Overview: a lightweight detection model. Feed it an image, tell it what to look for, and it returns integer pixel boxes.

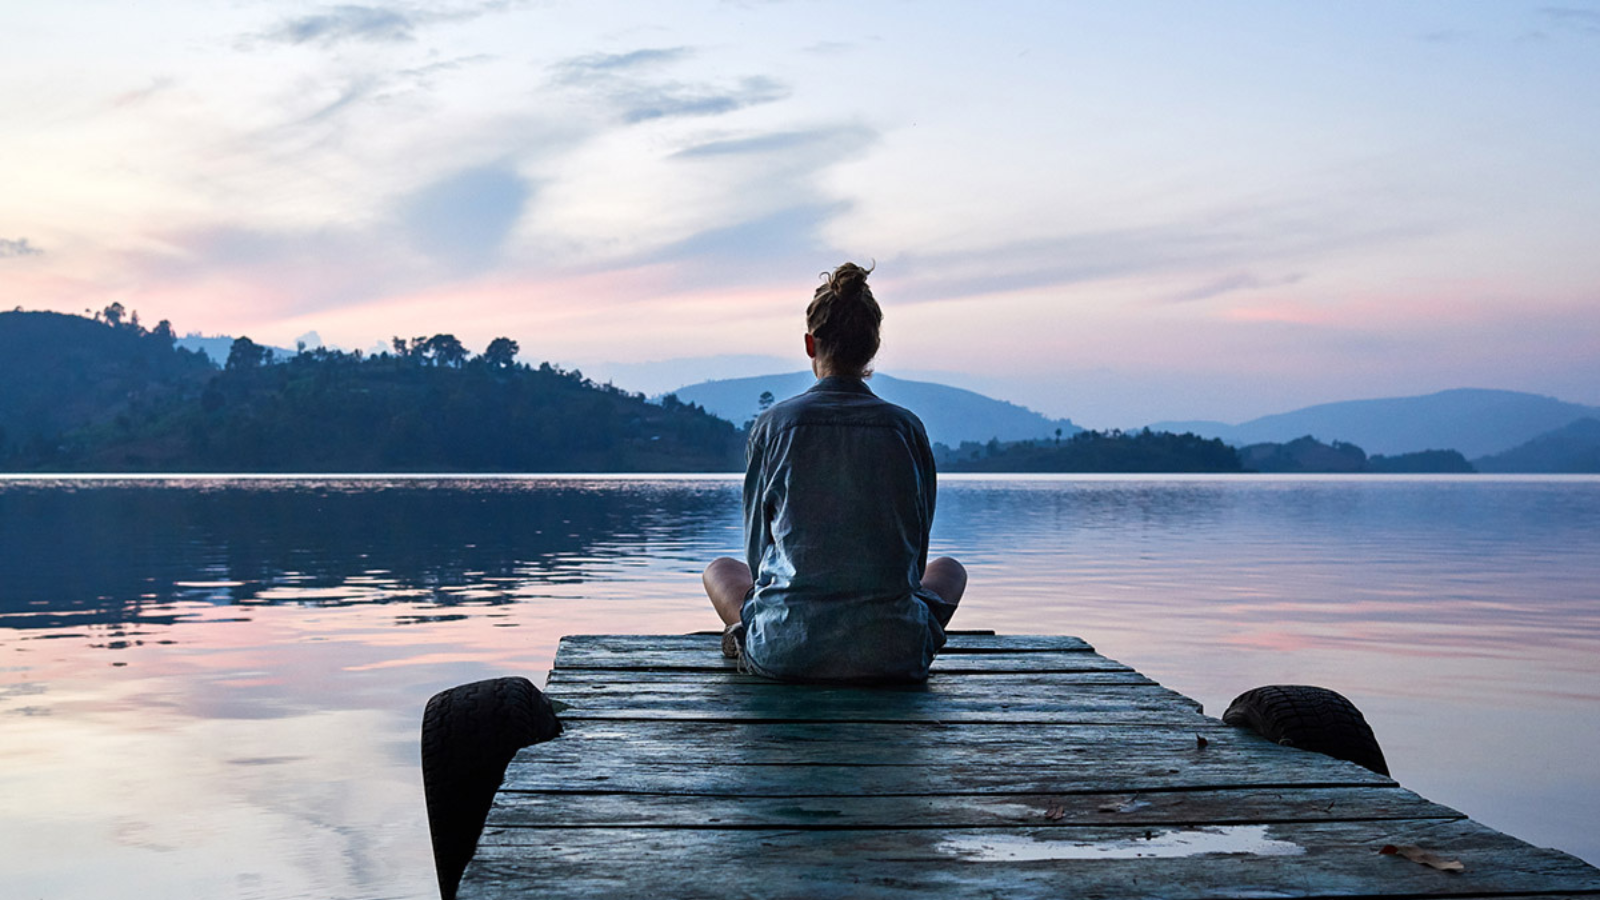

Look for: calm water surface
[2,474,1597,898]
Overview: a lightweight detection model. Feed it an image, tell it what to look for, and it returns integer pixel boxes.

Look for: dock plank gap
[455,633,1600,899]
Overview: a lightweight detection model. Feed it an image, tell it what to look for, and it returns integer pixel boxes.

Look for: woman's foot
[721,622,746,659]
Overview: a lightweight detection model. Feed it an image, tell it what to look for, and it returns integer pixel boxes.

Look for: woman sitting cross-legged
[702,262,967,682]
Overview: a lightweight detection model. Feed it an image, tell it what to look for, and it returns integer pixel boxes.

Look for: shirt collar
[808,374,875,395]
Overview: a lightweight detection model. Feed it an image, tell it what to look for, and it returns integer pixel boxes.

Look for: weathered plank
[515,718,1246,759]
[485,785,1458,830]
[499,755,1390,796]
[552,680,1206,724]
[550,677,1187,703]
[557,633,1094,654]
[552,633,1106,674]
[550,643,1126,672]
[499,719,1395,794]
[461,817,1600,900]
[547,668,1156,686]
[549,652,1139,675]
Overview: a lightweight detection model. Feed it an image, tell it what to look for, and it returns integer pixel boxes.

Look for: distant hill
[1475,418,1600,473]
[668,372,1082,447]
[1,309,742,472]
[177,334,293,366]
[1239,437,1367,473]
[1238,436,1474,474]
[0,310,214,457]
[945,429,1241,473]
[1149,388,1600,458]
[579,354,792,397]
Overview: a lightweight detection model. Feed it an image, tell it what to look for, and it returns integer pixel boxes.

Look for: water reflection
[936,477,1600,688]
[0,477,740,629]
[1,475,1597,898]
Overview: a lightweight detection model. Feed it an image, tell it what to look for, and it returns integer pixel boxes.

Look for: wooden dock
[458,633,1600,899]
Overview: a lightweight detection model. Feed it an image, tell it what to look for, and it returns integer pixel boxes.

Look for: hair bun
[824,261,873,300]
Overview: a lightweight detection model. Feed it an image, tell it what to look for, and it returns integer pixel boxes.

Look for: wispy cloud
[552,47,692,82]
[125,162,535,320]
[672,125,872,159]
[887,201,1433,306]
[615,77,787,123]
[400,54,496,82]
[269,6,417,46]
[646,202,847,269]
[550,46,788,123]
[0,238,42,258]
[400,163,534,274]
[1540,6,1600,36]
[259,2,521,48]
[1162,272,1306,305]
[290,77,382,128]
[624,125,876,273]
[109,77,176,109]
[802,40,855,56]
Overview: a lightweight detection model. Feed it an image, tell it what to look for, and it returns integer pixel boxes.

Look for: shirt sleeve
[743,422,768,577]
[914,420,936,577]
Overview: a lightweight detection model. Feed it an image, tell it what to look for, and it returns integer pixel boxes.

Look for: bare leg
[703,557,753,627]
[922,556,967,626]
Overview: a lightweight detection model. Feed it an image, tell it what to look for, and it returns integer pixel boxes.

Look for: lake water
[2,474,1598,898]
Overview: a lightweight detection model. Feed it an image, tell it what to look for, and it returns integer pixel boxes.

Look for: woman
[702,262,967,682]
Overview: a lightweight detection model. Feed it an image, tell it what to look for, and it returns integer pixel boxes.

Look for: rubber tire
[422,677,562,900]
[1222,684,1389,776]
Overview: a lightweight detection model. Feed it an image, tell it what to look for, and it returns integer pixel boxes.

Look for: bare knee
[703,557,750,592]
[924,556,967,605]
[703,557,753,626]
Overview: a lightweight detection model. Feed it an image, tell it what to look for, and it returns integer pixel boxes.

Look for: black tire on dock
[422,676,562,900]
[1222,684,1389,776]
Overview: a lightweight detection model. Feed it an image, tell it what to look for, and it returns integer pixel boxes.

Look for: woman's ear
[804,333,817,359]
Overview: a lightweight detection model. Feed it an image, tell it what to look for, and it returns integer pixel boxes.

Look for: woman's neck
[812,357,864,380]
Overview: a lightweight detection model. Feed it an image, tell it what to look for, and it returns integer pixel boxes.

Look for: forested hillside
[0,309,742,472]
[0,308,214,459]
[941,429,1244,473]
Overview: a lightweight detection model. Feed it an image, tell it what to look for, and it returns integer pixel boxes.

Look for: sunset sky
[4,1,1598,426]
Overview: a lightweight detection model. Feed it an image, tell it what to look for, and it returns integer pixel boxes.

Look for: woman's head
[806,261,882,377]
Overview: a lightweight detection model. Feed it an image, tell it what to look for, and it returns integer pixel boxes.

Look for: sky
[3,1,1599,427]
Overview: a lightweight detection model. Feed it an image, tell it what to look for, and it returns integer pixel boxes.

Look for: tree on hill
[481,337,519,370]
[226,337,271,370]
[423,333,467,368]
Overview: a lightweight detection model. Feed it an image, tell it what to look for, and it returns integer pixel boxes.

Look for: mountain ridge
[667,372,1082,448]
[1475,417,1600,473]
[1148,388,1600,458]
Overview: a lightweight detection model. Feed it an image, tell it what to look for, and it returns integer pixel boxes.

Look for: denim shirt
[740,375,947,681]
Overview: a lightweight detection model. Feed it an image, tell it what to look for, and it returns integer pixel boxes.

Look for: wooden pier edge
[449,633,1600,899]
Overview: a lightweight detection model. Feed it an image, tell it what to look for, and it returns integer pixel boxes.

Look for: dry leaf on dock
[1380,844,1466,872]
